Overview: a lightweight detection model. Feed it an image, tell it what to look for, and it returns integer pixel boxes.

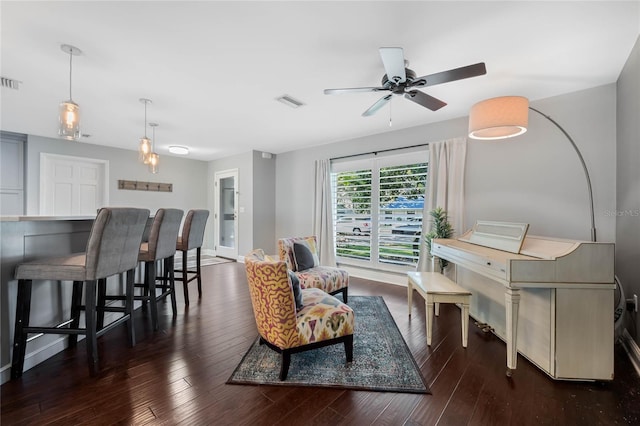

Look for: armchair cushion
[288,270,304,311]
[292,241,317,271]
[296,288,353,344]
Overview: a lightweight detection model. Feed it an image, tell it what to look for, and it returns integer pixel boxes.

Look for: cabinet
[0,132,26,215]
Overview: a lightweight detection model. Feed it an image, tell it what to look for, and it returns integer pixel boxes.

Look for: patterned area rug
[227,296,430,394]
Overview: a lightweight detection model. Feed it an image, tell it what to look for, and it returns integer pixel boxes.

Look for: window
[332,151,428,269]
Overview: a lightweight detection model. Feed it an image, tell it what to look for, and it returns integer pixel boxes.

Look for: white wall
[616,35,640,346]
[276,84,618,248]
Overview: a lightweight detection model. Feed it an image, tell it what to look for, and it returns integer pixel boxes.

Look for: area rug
[227,296,429,394]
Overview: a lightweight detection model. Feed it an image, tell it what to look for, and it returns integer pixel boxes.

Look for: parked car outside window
[336,217,372,234]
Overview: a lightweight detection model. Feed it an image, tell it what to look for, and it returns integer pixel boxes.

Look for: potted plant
[424,207,454,273]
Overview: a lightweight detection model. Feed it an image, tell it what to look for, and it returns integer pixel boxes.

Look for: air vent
[276,94,305,108]
[1,77,22,90]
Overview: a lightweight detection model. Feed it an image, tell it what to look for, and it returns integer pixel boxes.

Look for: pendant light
[148,122,160,174]
[138,98,153,163]
[58,44,82,140]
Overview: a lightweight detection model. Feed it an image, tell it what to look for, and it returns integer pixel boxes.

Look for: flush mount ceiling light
[58,44,82,141]
[168,145,189,155]
[276,94,305,108]
[148,122,160,174]
[138,98,153,163]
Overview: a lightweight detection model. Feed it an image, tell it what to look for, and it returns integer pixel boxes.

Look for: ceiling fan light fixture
[276,95,304,108]
[169,145,189,155]
[468,96,529,140]
[58,44,82,141]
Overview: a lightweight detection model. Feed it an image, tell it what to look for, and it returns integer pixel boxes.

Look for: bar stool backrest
[181,210,209,250]
[85,207,150,280]
[148,208,184,260]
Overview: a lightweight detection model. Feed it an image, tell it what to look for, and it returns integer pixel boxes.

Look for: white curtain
[313,159,337,266]
[417,137,467,271]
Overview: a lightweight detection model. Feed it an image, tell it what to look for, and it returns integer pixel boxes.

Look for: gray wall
[207,150,276,257]
[24,134,211,247]
[276,84,618,246]
[616,35,640,346]
[252,151,276,254]
[209,151,253,258]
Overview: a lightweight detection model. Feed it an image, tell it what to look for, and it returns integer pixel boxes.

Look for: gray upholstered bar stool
[98,208,183,331]
[174,209,209,305]
[11,207,149,379]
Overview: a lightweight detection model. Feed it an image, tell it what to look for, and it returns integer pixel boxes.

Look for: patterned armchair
[244,249,354,380]
[278,236,349,302]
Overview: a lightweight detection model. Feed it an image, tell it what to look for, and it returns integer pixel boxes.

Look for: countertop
[0,215,96,222]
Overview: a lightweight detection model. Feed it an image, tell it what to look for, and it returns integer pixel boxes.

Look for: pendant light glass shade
[138,98,153,163]
[58,44,82,140]
[58,100,81,140]
[148,122,159,174]
[138,136,152,163]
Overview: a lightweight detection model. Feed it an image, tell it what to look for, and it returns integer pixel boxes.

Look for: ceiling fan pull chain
[389,97,393,127]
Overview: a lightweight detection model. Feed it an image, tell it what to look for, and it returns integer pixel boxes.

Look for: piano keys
[431,221,615,381]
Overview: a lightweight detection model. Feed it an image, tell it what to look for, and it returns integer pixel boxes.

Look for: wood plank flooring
[2,262,639,425]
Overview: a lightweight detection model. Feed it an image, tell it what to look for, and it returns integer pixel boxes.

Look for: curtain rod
[329,142,429,161]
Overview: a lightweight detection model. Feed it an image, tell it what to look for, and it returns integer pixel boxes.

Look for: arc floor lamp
[467,96,596,242]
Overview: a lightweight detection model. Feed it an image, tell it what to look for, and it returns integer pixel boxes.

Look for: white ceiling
[1,1,639,161]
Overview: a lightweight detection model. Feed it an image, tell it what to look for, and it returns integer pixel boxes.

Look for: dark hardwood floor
[2,262,639,425]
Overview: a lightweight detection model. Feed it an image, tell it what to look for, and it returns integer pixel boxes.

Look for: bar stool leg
[70,280,83,347]
[146,261,159,330]
[84,280,99,376]
[11,279,32,380]
[96,278,107,330]
[182,250,190,305]
[166,255,177,316]
[196,247,202,299]
[125,269,136,347]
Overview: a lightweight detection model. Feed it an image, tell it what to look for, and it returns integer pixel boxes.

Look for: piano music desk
[407,271,472,348]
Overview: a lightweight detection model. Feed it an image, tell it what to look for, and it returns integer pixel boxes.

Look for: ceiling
[1,1,639,162]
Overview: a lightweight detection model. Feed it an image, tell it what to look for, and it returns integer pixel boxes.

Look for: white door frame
[40,153,109,215]
[214,168,239,259]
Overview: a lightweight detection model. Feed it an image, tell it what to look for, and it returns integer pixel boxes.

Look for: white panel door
[40,154,108,215]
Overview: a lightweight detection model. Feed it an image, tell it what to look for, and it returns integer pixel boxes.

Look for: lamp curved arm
[529,107,596,242]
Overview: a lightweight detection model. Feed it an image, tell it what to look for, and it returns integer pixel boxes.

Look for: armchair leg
[279,350,291,381]
[344,334,353,363]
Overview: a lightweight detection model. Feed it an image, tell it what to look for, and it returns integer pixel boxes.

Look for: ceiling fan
[324,47,486,117]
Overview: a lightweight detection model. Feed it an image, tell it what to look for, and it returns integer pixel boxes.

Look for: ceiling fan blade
[404,90,447,111]
[412,62,487,88]
[379,47,406,84]
[362,94,393,117]
[324,86,389,95]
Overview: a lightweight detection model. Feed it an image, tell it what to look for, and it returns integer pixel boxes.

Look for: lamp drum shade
[468,96,529,140]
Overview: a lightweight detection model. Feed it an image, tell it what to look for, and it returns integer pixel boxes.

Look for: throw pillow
[292,241,317,271]
[288,270,304,311]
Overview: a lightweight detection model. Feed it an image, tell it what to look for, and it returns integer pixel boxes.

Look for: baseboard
[621,328,640,377]
[339,264,407,287]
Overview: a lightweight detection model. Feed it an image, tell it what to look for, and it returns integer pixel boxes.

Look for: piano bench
[407,271,472,348]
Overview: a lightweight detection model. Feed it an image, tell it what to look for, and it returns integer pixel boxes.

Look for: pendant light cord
[68,49,73,100]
